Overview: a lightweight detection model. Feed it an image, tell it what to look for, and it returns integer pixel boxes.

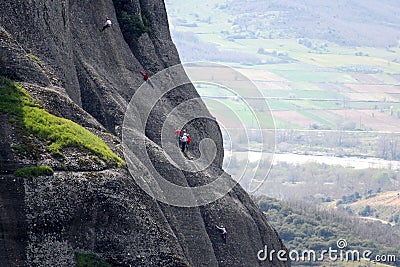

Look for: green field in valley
[166,0,400,132]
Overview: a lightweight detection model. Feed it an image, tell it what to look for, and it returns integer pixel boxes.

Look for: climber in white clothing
[216,224,227,243]
[100,17,112,32]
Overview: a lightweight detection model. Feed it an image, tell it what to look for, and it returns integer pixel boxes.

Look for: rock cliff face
[0,0,289,266]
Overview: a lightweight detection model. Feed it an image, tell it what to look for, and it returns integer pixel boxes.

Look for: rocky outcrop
[0,0,289,266]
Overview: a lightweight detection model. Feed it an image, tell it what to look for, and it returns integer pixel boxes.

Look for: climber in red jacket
[186,134,191,151]
[140,71,154,87]
[174,129,181,147]
[140,71,149,81]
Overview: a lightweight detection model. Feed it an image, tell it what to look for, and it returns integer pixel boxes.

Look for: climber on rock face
[140,71,149,81]
[180,129,186,138]
[140,71,154,87]
[216,224,227,243]
[174,129,181,147]
[186,134,191,151]
[100,16,112,32]
[181,132,188,153]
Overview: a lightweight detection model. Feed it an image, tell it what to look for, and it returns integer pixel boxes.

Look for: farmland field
[166,0,400,152]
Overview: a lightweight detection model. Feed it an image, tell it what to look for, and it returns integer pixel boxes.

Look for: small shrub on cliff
[14,166,54,178]
[76,253,111,267]
[114,0,150,41]
[118,11,147,39]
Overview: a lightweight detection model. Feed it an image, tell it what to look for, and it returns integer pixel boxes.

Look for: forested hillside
[257,196,400,266]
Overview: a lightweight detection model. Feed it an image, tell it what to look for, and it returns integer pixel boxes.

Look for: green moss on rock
[27,53,41,64]
[0,77,125,167]
[13,166,54,178]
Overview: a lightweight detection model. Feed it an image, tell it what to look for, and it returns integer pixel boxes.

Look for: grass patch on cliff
[0,77,125,167]
[76,253,111,267]
[13,166,54,178]
[27,53,41,64]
